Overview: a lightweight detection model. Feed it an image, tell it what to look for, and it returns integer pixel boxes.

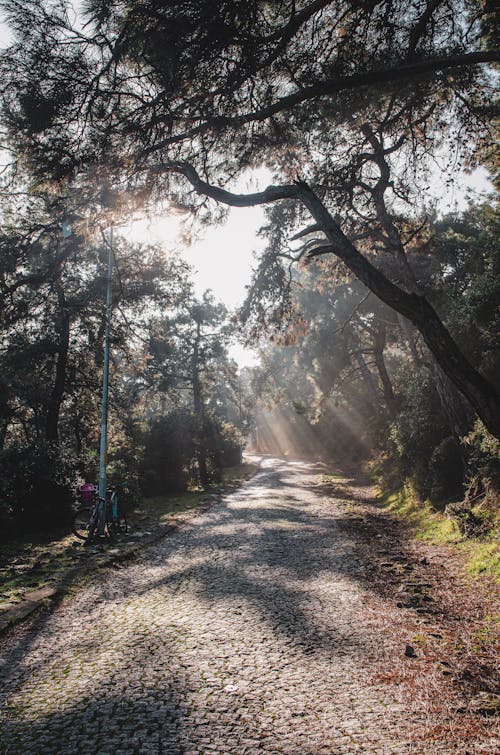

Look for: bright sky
[122,202,268,309]
[121,201,269,367]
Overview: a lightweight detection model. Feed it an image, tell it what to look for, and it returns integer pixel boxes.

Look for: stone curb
[0,501,217,636]
[0,460,262,636]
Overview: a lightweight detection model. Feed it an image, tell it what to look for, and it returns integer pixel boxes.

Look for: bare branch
[290,223,324,240]
[156,162,300,206]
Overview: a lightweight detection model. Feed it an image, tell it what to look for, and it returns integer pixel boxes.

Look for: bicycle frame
[73,483,128,543]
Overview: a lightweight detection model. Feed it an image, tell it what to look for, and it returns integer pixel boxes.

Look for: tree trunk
[299,186,500,439]
[432,359,470,441]
[373,325,396,405]
[355,353,378,400]
[45,283,70,444]
[0,418,8,450]
[174,165,500,439]
[397,313,420,366]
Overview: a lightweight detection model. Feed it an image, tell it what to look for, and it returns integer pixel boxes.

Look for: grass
[133,490,209,527]
[136,461,259,528]
[377,482,500,582]
[0,462,260,608]
[464,542,500,580]
[220,462,258,484]
[322,472,345,481]
[0,534,82,606]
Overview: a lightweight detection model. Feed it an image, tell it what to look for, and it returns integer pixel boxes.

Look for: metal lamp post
[97,227,113,535]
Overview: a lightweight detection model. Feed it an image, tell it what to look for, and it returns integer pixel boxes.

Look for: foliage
[465,542,500,580]
[2,0,499,438]
[141,408,240,495]
[0,196,242,531]
[0,2,498,536]
[0,442,75,535]
[385,367,450,497]
[141,409,197,495]
[250,202,500,530]
[463,421,500,502]
[2,0,493,188]
[446,420,500,536]
[378,479,499,581]
[428,437,464,505]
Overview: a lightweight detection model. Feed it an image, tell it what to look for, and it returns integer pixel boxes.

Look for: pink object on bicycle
[78,483,95,503]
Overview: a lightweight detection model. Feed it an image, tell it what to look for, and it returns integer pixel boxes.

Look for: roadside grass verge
[0,461,259,609]
[134,463,259,527]
[0,534,78,608]
[377,482,500,582]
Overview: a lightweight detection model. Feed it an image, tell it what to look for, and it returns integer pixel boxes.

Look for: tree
[250,201,500,502]
[146,290,236,485]
[1,0,499,434]
[0,190,190,452]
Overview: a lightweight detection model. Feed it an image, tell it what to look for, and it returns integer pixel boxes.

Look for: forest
[0,0,498,547]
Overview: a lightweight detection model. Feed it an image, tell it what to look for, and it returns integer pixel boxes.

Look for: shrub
[385,369,449,497]
[445,500,487,537]
[429,436,464,507]
[0,443,75,536]
[141,409,197,495]
[205,416,241,468]
[462,421,500,503]
[140,409,241,495]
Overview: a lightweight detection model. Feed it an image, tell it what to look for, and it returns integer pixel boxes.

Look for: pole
[97,227,113,535]
[238,375,243,464]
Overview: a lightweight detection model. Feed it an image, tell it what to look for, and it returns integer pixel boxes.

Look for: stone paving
[0,458,491,753]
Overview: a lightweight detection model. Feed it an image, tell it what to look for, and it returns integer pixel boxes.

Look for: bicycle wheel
[108,510,128,535]
[72,506,98,541]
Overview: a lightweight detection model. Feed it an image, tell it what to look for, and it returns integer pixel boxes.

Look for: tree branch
[156,162,300,206]
[147,50,499,152]
[166,163,500,434]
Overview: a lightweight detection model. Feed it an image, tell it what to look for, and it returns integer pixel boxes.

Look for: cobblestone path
[0,458,487,753]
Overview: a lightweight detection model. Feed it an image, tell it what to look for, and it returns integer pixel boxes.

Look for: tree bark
[0,418,8,450]
[432,359,470,441]
[397,313,420,366]
[355,353,378,400]
[298,185,500,439]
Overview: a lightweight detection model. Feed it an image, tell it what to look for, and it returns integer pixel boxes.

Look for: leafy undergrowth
[379,482,500,581]
[0,462,259,611]
[320,468,500,751]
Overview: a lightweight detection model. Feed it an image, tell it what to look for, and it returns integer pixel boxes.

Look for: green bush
[0,443,75,536]
[429,436,464,507]
[385,369,449,497]
[445,499,487,537]
[207,417,241,468]
[462,421,500,502]
[141,409,197,495]
[140,408,241,495]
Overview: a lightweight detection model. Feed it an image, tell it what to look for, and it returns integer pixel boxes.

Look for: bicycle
[72,482,129,543]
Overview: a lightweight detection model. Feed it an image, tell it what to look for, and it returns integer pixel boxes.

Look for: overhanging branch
[165,162,500,435]
[157,162,300,206]
[147,50,499,152]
